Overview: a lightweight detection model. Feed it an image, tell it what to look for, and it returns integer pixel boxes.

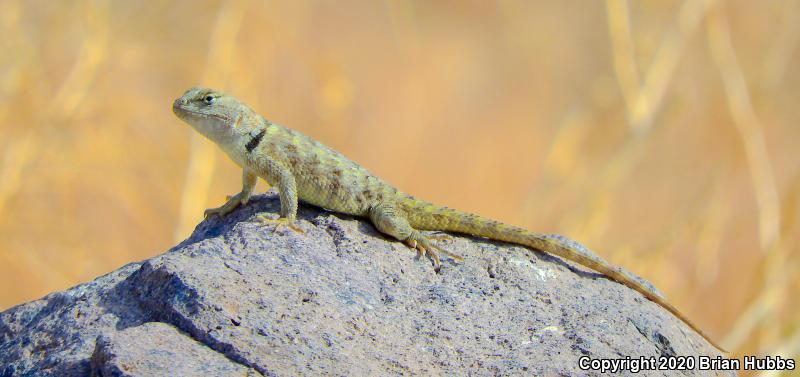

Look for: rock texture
[0,193,729,376]
[91,322,258,376]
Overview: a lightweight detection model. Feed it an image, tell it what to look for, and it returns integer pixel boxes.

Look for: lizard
[172,86,725,352]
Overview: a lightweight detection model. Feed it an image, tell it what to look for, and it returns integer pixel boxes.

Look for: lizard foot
[204,192,248,219]
[204,204,236,219]
[405,234,463,273]
[256,214,305,234]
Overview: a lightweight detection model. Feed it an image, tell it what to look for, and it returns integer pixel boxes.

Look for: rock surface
[91,322,259,376]
[0,193,729,376]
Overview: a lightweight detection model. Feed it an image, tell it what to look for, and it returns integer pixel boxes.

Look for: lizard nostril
[172,99,188,115]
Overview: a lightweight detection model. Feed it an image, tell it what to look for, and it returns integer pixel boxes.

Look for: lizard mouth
[172,101,231,123]
[171,98,192,118]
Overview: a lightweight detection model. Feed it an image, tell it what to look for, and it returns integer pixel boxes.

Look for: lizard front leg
[255,159,303,233]
[205,169,257,218]
[369,203,462,272]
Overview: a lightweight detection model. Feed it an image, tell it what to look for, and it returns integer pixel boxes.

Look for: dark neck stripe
[245,129,266,153]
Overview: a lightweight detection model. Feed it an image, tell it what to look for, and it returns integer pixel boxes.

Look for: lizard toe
[256,214,305,234]
[204,208,225,218]
[427,232,455,243]
[405,235,448,272]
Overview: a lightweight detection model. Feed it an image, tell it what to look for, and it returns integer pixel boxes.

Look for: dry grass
[0,0,798,365]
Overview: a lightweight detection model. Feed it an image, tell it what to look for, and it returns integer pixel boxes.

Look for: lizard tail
[403,198,726,352]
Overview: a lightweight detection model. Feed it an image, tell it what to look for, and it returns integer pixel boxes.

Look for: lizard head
[172,87,256,142]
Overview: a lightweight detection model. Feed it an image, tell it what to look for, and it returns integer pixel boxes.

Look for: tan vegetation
[0,0,797,366]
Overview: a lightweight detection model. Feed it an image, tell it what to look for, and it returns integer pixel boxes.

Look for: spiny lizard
[172,87,724,352]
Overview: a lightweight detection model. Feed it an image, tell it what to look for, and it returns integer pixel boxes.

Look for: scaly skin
[172,87,724,352]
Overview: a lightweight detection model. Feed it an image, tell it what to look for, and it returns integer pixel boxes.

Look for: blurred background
[0,0,797,367]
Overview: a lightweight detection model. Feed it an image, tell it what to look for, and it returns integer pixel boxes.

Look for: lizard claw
[404,234,463,273]
[256,214,305,234]
[405,238,440,272]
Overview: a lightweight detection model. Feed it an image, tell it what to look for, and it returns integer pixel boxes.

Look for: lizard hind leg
[369,204,462,272]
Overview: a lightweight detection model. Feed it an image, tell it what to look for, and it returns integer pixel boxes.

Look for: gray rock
[91,322,258,376]
[0,193,732,376]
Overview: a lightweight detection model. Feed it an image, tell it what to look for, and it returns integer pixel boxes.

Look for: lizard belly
[296,176,366,215]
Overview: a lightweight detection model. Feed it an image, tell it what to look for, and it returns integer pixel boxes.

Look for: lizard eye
[203,95,215,105]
